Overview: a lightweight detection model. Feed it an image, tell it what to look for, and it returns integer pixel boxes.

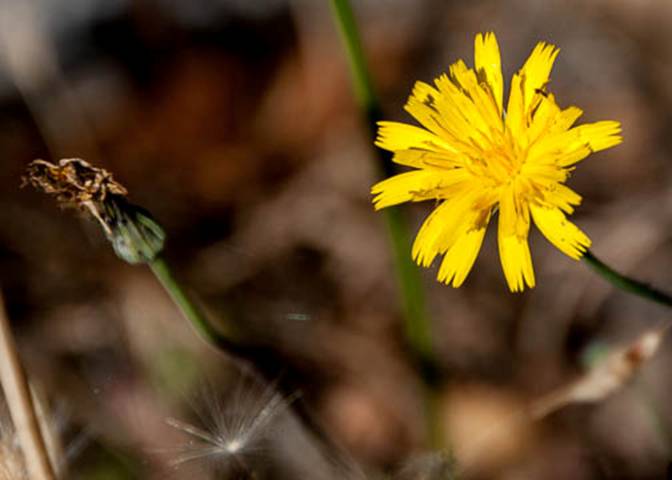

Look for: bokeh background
[1,0,672,478]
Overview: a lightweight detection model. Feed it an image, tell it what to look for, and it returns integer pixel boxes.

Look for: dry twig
[0,293,56,480]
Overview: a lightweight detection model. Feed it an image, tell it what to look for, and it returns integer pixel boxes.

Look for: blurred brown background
[1,0,672,478]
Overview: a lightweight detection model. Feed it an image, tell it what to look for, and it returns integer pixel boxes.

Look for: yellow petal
[531,204,591,259]
[371,171,434,209]
[412,202,460,267]
[548,184,583,214]
[474,32,504,114]
[411,188,484,267]
[404,79,496,153]
[375,121,457,153]
[447,60,503,138]
[526,94,560,144]
[505,73,525,139]
[519,41,559,113]
[403,81,455,139]
[528,120,622,167]
[498,184,530,237]
[579,121,623,152]
[550,105,583,133]
[406,74,491,155]
[498,189,535,291]
[554,146,592,167]
[391,149,464,169]
[371,169,467,209]
[437,215,490,287]
[498,234,535,292]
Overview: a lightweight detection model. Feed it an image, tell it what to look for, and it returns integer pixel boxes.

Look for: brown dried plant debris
[23,158,127,211]
[530,327,667,420]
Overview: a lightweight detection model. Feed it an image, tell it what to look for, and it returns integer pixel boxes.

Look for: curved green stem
[149,257,239,349]
[583,250,672,307]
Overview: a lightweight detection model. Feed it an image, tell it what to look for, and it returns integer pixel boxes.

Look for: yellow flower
[371,32,622,291]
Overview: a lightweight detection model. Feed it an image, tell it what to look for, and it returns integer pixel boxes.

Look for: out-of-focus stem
[329,0,440,447]
[329,0,376,114]
[583,250,672,307]
[384,208,435,363]
[328,0,433,365]
[0,293,56,480]
[149,257,239,351]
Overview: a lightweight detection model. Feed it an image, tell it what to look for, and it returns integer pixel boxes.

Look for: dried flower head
[24,158,165,264]
[24,158,127,210]
[371,32,622,291]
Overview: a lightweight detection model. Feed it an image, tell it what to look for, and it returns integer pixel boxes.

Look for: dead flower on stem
[24,158,165,265]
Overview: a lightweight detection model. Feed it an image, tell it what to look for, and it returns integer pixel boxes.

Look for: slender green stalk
[582,250,672,307]
[329,0,377,116]
[329,0,440,449]
[149,257,239,350]
[384,208,434,361]
[329,0,433,363]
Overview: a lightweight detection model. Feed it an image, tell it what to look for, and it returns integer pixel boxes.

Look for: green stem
[149,257,238,349]
[329,0,377,115]
[582,250,672,307]
[329,0,433,362]
[384,209,434,362]
[329,0,440,448]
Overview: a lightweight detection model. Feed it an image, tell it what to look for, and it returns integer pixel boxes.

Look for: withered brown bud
[24,158,165,264]
[23,158,127,209]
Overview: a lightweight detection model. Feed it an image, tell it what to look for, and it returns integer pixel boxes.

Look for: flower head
[372,32,622,291]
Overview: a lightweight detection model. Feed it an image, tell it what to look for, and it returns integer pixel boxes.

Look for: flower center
[469,136,527,189]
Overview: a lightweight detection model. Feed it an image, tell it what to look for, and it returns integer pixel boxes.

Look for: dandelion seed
[166,380,298,474]
[371,32,622,291]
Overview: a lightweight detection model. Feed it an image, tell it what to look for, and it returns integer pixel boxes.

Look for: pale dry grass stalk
[32,388,68,478]
[0,420,26,480]
[531,327,667,420]
[0,293,56,480]
[451,327,667,477]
